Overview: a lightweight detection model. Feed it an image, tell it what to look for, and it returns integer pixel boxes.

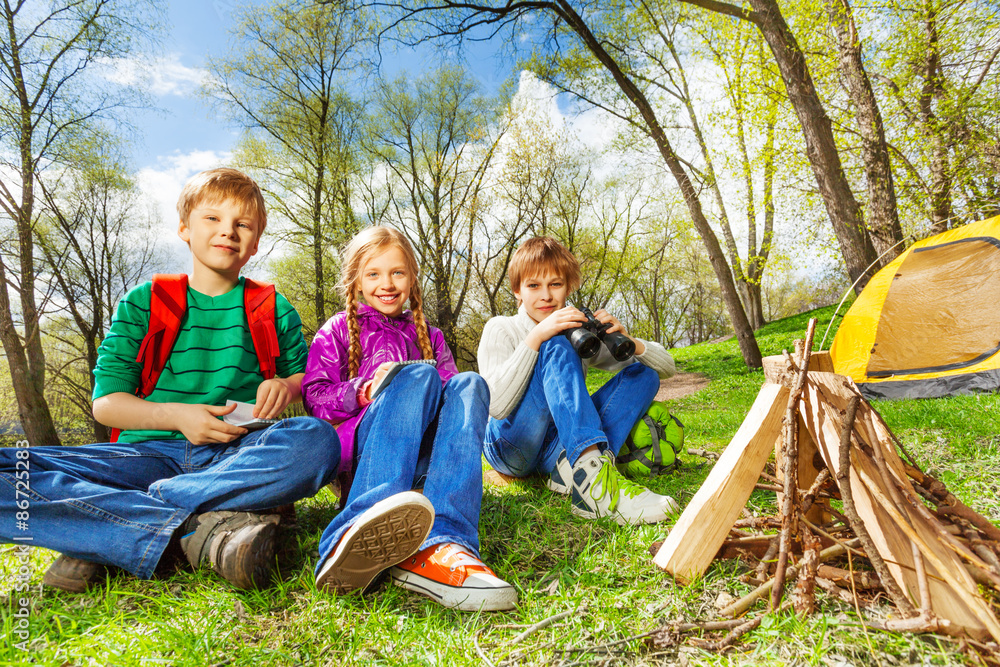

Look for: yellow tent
[830,216,1000,399]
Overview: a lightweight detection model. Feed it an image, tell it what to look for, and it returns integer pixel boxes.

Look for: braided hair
[338,226,435,378]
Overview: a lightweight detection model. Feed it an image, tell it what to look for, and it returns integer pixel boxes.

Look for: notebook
[370,359,438,400]
[223,400,279,430]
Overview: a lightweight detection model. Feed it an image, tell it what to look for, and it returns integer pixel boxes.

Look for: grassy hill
[1,304,997,665]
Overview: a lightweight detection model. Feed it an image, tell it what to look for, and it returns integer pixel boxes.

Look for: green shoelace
[590,458,645,511]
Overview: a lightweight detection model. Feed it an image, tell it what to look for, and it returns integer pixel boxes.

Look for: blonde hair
[508,236,581,293]
[339,226,434,378]
[176,168,267,234]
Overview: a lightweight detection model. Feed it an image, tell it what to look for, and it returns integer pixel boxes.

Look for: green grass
[2,305,996,665]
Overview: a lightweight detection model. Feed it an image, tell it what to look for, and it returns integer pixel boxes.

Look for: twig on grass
[473,629,497,667]
[511,608,578,646]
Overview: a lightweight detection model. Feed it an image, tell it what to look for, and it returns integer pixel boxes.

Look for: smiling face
[178,198,260,286]
[514,272,569,323]
[358,245,412,318]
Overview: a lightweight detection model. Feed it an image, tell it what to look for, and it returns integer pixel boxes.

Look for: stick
[772,320,816,610]
[868,428,933,614]
[755,536,779,582]
[510,608,576,646]
[693,601,794,651]
[793,531,821,615]
[472,630,497,667]
[835,396,917,618]
[720,541,855,618]
[855,465,1000,640]
[801,468,832,514]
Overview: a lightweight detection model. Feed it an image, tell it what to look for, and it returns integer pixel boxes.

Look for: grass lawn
[2,304,998,666]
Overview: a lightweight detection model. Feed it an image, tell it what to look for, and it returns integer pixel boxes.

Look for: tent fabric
[830,216,1000,399]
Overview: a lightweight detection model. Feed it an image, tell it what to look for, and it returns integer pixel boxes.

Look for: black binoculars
[562,306,636,361]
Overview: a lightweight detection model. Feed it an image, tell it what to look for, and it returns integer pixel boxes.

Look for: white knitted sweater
[477,305,677,419]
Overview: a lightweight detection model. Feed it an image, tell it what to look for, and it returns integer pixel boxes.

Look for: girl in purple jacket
[302,226,516,611]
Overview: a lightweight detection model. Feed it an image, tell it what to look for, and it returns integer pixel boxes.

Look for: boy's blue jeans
[0,417,339,578]
[484,336,660,476]
[315,364,488,574]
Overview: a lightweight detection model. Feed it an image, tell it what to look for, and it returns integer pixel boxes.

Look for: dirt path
[653,372,711,401]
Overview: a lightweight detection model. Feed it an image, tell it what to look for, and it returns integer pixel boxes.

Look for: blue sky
[135,1,511,169]
[124,1,521,266]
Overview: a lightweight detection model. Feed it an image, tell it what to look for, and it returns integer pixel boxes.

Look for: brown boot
[43,555,107,593]
[180,512,280,589]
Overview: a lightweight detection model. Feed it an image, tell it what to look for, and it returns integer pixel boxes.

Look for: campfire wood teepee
[651,320,1000,656]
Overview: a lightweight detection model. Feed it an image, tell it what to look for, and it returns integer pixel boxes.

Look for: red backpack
[110,274,280,441]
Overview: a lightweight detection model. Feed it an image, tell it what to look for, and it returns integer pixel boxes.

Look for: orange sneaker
[390,542,517,611]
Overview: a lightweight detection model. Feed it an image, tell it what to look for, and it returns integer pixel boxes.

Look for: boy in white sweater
[477,237,679,525]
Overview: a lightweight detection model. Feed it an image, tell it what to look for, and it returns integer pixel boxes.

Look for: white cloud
[136,150,232,268]
[97,54,213,97]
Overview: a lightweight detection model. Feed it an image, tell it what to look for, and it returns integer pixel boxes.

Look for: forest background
[0,0,998,446]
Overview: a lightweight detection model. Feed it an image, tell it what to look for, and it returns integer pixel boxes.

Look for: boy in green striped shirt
[0,168,341,591]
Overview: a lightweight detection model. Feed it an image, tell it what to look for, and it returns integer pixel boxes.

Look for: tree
[822,0,903,259]
[372,0,765,368]
[35,143,160,441]
[206,0,370,330]
[364,66,503,358]
[0,0,156,445]
[875,0,1000,232]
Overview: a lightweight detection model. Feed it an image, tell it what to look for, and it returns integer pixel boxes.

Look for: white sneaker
[570,453,679,525]
[316,491,434,594]
[390,542,518,611]
[545,451,573,495]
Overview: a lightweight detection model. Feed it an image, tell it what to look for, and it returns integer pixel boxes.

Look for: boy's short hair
[508,236,581,293]
[176,168,268,234]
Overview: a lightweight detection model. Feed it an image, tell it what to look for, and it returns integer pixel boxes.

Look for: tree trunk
[825,0,904,263]
[743,0,878,291]
[556,0,762,368]
[920,0,951,235]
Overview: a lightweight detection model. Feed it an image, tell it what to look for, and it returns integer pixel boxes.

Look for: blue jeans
[315,364,488,574]
[0,417,339,578]
[484,336,660,476]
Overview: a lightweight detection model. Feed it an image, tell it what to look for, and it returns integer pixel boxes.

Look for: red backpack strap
[135,274,188,398]
[244,278,279,380]
[112,275,188,443]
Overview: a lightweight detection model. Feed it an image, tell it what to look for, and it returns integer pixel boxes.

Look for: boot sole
[316,492,434,595]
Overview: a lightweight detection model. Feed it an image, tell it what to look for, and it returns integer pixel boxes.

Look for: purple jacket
[302,304,457,473]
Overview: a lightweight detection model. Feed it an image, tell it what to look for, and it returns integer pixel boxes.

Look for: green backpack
[616,401,685,478]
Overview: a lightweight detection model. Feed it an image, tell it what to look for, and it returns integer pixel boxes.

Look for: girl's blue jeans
[0,417,340,578]
[314,364,488,573]
[484,336,660,476]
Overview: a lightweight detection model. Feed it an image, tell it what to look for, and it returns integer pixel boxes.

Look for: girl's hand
[593,309,645,355]
[367,362,396,399]
[525,306,588,351]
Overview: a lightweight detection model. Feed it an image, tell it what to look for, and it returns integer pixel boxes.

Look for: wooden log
[762,350,834,385]
[653,383,790,584]
[800,371,1000,643]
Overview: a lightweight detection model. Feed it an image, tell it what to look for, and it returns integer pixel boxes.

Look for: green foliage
[3,304,991,665]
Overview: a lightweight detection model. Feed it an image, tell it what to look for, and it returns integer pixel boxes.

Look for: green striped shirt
[93,277,308,443]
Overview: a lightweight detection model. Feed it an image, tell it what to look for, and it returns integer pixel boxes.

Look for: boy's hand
[593,309,645,355]
[525,306,588,351]
[176,403,248,445]
[253,378,295,419]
